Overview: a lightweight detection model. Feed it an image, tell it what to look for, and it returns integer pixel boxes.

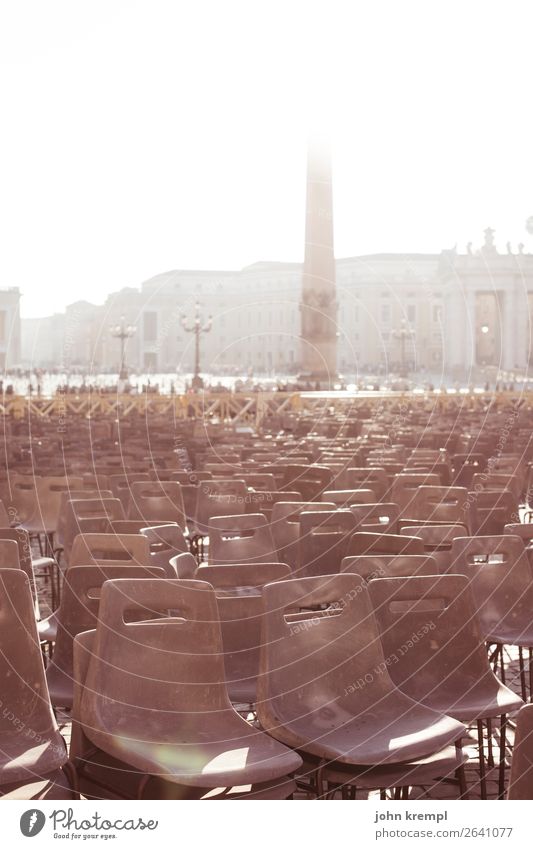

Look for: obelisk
[300,137,338,386]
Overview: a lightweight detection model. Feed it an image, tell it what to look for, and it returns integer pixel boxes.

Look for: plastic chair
[390,473,442,516]
[244,490,302,521]
[193,480,249,534]
[400,524,468,572]
[270,501,336,570]
[341,467,387,499]
[140,524,188,572]
[298,510,357,577]
[69,532,152,568]
[400,486,469,527]
[369,573,523,798]
[282,464,333,501]
[322,489,377,508]
[450,534,533,700]
[257,573,465,782]
[349,502,400,534]
[341,554,439,581]
[127,481,186,530]
[75,578,302,796]
[0,569,72,798]
[63,498,125,563]
[347,531,425,557]
[468,490,518,536]
[208,513,278,565]
[196,562,291,704]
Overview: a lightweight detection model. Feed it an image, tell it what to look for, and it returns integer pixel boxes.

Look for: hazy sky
[2,0,533,318]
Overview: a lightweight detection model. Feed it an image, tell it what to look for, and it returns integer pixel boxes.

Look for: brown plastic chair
[282,464,333,500]
[369,573,523,798]
[341,467,387,499]
[109,473,150,510]
[194,479,249,534]
[298,510,357,577]
[400,524,468,572]
[322,489,377,508]
[347,531,425,557]
[127,481,186,530]
[390,473,442,516]
[46,564,164,708]
[468,490,518,535]
[63,498,125,563]
[77,578,302,796]
[472,473,522,501]
[107,519,148,534]
[244,490,302,520]
[450,534,533,700]
[400,486,469,526]
[69,533,151,569]
[349,502,400,534]
[208,513,278,565]
[270,501,336,570]
[257,573,465,773]
[0,569,72,797]
[196,562,291,704]
[341,554,439,582]
[56,490,114,551]
[140,524,188,572]
[507,704,533,799]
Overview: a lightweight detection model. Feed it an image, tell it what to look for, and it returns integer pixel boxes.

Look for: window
[143,312,157,342]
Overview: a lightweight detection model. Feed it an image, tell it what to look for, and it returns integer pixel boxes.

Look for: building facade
[20,231,533,378]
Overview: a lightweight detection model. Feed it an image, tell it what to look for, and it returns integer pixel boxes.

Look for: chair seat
[422,681,523,723]
[0,732,67,786]
[301,743,467,790]
[0,769,72,800]
[264,699,464,766]
[84,711,302,787]
[487,626,533,648]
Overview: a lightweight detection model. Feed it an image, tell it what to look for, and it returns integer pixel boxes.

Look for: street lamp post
[110,316,136,381]
[393,319,410,379]
[181,302,212,391]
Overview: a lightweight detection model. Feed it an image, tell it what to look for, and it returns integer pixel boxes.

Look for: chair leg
[519,647,527,701]
[529,649,533,703]
[498,714,507,800]
[477,719,487,800]
[455,739,468,799]
[487,717,494,767]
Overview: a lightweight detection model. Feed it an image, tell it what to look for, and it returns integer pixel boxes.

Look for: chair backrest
[56,489,114,547]
[140,523,188,571]
[208,513,278,564]
[368,573,509,711]
[400,524,468,572]
[34,476,84,532]
[282,464,333,500]
[107,519,148,534]
[0,569,65,770]
[298,510,357,577]
[508,704,533,799]
[195,563,291,704]
[69,532,151,568]
[195,479,248,530]
[127,481,186,529]
[347,531,425,557]
[63,497,125,561]
[401,486,469,526]
[270,501,336,569]
[81,579,234,737]
[8,474,39,523]
[468,489,518,535]
[472,472,521,500]
[46,565,164,708]
[349,502,400,534]
[109,473,150,509]
[257,572,451,761]
[169,551,198,578]
[244,490,302,520]
[449,534,532,637]
[341,467,387,498]
[322,489,377,507]
[390,473,442,515]
[0,538,20,570]
[341,554,439,581]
